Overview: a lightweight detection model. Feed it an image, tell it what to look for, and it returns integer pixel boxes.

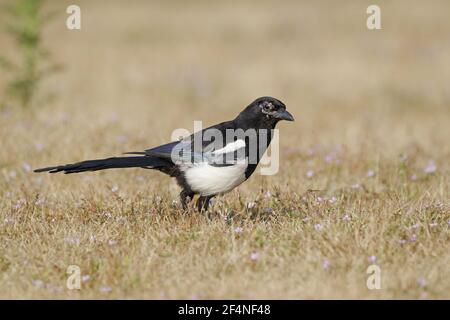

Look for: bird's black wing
[125,121,244,166]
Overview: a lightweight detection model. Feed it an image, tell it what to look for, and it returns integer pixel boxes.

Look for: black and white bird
[34,97,294,211]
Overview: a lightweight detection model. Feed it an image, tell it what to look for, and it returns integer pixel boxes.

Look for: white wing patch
[212,139,246,155]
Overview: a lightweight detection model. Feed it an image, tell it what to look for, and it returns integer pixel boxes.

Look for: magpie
[34,97,294,211]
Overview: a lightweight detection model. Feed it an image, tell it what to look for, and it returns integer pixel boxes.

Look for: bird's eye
[262,102,274,112]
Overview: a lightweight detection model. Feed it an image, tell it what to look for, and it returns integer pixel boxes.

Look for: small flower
[416,278,426,287]
[99,286,112,293]
[13,198,26,210]
[328,196,337,204]
[302,216,310,222]
[250,252,260,261]
[65,236,80,245]
[306,170,315,178]
[351,183,361,190]
[82,275,91,282]
[48,285,63,294]
[22,162,32,172]
[410,234,417,242]
[314,223,323,231]
[322,259,330,269]
[111,185,119,193]
[366,170,376,178]
[32,279,44,288]
[410,174,418,181]
[342,214,351,221]
[8,170,17,178]
[234,227,243,234]
[265,207,273,214]
[410,223,420,230]
[324,154,334,164]
[398,239,407,245]
[368,255,377,263]
[89,234,97,242]
[108,239,117,246]
[246,202,256,209]
[447,220,450,226]
[35,143,45,152]
[35,198,45,206]
[103,211,112,218]
[264,191,272,198]
[423,161,437,174]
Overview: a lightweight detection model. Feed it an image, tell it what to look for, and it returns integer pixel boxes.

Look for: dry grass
[0,0,449,299]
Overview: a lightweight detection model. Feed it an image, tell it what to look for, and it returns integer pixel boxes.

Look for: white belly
[184,161,247,196]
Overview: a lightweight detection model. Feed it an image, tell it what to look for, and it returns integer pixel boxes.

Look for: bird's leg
[180,190,194,210]
[196,195,214,212]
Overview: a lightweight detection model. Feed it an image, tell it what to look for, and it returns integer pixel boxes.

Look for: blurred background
[1,0,449,164]
[0,0,449,299]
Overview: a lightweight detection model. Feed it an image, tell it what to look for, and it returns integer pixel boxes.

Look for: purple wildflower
[410,223,420,230]
[99,286,112,293]
[366,170,376,178]
[22,162,32,172]
[250,252,260,261]
[416,278,426,287]
[423,161,437,174]
[32,279,44,288]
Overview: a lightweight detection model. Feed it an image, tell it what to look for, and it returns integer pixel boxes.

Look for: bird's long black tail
[34,156,169,174]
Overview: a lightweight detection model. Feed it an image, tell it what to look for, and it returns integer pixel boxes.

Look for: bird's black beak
[276,109,295,121]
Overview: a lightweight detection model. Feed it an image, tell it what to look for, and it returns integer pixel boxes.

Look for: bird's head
[235,96,294,129]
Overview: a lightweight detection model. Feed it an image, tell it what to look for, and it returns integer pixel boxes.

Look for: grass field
[0,0,449,299]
